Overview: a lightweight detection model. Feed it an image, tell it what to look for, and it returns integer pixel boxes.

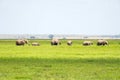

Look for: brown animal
[67,40,72,46]
[51,38,61,45]
[83,41,93,46]
[32,42,40,46]
[16,39,28,46]
[97,39,108,46]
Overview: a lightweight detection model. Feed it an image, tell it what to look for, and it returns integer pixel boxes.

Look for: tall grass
[0,39,120,80]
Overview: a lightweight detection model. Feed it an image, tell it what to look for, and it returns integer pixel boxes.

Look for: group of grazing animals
[16,39,108,46]
[82,39,108,46]
[16,39,40,46]
[51,39,72,46]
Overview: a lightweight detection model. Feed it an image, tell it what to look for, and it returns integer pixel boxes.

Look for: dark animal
[97,39,108,46]
[51,38,61,45]
[67,40,72,46]
[83,41,93,46]
[32,42,40,46]
[16,39,28,46]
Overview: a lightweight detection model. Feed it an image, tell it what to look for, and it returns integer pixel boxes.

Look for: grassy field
[0,39,120,80]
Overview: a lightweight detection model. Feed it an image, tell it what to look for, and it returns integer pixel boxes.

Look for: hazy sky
[0,0,120,35]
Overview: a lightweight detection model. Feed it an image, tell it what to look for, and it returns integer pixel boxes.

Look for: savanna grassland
[0,39,120,80]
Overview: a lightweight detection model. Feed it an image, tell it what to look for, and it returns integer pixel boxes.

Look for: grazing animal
[83,41,93,46]
[67,40,72,46]
[51,38,61,45]
[16,39,28,46]
[32,42,40,46]
[97,39,108,46]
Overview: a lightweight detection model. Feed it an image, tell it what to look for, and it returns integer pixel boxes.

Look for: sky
[0,0,120,35]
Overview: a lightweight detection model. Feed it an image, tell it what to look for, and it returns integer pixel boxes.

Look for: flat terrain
[0,39,120,80]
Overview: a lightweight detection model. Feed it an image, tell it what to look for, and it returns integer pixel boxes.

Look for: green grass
[0,39,120,80]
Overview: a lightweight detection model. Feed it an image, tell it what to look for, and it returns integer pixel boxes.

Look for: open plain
[0,39,120,80]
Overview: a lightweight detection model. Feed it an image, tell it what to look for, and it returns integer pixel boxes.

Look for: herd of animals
[16,39,108,46]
